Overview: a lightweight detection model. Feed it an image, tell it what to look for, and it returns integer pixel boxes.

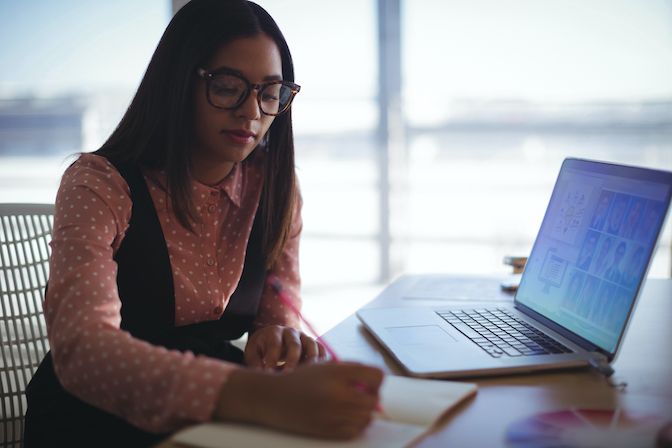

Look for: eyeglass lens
[209,74,293,115]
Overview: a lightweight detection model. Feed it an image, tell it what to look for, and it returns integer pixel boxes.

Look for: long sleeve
[253,190,303,330]
[45,155,237,434]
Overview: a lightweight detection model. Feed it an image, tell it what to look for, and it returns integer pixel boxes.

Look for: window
[257,0,381,292]
[0,0,170,202]
[1,2,670,333]
[402,0,672,276]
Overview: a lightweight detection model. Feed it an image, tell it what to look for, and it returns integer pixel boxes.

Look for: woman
[24,1,382,446]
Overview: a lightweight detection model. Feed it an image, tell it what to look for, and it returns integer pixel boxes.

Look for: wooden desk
[322,275,672,448]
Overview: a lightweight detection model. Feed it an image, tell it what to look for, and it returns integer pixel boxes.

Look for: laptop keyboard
[437,308,573,358]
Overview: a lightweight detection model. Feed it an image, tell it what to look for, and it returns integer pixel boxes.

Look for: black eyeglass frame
[196,67,301,116]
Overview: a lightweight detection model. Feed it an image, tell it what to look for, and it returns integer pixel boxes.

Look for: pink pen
[267,275,385,415]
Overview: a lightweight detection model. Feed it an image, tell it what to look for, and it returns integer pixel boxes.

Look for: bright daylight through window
[1,1,670,331]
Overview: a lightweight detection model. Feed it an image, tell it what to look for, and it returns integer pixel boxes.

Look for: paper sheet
[173,419,425,448]
[380,375,477,427]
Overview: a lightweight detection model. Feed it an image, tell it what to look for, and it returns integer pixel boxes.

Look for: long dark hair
[95,0,297,268]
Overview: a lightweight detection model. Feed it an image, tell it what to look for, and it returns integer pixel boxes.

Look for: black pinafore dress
[24,159,266,447]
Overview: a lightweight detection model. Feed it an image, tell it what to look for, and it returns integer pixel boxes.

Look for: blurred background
[1,0,671,331]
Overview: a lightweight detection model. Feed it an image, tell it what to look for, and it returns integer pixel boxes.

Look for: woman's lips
[223,130,256,144]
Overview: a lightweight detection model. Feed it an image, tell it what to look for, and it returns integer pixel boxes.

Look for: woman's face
[599,238,612,256]
[610,200,626,226]
[614,243,626,261]
[596,196,610,215]
[627,202,642,224]
[191,33,282,184]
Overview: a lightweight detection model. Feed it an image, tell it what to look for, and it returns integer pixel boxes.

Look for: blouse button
[207,204,216,213]
[207,258,215,266]
[213,305,223,315]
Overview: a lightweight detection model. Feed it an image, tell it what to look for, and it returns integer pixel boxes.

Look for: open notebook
[172,375,477,448]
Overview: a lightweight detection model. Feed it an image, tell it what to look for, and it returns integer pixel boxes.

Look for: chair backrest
[0,204,53,448]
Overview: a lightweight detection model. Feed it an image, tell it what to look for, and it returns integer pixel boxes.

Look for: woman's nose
[235,89,262,120]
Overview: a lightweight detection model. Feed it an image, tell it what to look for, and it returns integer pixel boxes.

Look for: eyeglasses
[197,67,300,116]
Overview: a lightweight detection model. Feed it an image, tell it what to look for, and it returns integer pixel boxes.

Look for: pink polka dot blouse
[45,152,302,433]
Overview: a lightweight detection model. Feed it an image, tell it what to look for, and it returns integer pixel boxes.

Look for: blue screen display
[516,159,671,354]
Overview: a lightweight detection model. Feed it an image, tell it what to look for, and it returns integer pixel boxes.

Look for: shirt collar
[146,151,266,209]
[218,162,243,207]
[191,162,243,208]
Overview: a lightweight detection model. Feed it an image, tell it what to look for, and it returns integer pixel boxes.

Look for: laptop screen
[515,159,672,354]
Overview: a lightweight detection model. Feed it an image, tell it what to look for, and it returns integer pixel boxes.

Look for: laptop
[357,158,672,378]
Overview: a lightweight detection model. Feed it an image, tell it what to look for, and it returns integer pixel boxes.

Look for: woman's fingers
[299,332,319,363]
[280,328,302,369]
[244,340,266,369]
[337,362,385,394]
[245,326,342,371]
[244,326,281,369]
[316,339,328,360]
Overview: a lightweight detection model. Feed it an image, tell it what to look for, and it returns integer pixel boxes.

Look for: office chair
[0,204,53,448]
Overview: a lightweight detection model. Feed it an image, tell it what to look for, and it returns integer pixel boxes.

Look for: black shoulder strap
[216,207,266,338]
[108,159,176,342]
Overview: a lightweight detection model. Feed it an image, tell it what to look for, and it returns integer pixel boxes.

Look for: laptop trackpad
[385,325,457,345]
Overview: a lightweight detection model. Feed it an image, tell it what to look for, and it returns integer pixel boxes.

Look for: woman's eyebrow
[210,65,283,81]
[263,74,283,81]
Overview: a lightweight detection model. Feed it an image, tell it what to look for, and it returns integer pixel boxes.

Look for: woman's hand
[214,362,384,440]
[244,325,327,371]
